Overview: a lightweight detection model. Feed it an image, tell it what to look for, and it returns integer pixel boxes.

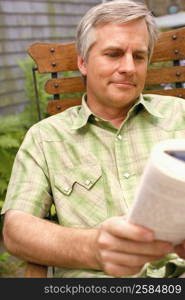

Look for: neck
[87,100,133,129]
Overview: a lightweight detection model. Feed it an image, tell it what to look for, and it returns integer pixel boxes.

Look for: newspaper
[128,139,185,245]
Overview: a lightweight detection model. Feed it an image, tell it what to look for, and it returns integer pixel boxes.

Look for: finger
[115,238,173,256]
[174,244,185,259]
[101,217,154,242]
[98,231,173,256]
[101,250,165,268]
[103,262,141,277]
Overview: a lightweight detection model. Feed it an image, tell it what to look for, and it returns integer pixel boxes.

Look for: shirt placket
[114,124,134,211]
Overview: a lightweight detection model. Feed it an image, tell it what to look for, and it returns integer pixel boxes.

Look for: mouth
[111,81,136,88]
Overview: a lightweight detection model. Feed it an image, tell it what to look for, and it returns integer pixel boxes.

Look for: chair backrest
[28,26,185,117]
[28,42,84,116]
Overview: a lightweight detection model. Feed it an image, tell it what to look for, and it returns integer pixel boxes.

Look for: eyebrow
[102,46,148,54]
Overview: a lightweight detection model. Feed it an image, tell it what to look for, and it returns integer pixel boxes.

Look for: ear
[77,56,87,76]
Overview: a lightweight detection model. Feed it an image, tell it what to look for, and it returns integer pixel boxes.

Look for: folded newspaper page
[128,139,185,245]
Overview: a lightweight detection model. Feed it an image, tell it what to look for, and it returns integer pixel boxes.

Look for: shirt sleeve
[1,124,53,218]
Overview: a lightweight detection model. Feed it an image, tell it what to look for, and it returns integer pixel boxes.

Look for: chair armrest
[24,262,48,278]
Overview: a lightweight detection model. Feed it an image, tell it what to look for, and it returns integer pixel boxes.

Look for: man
[2,1,185,278]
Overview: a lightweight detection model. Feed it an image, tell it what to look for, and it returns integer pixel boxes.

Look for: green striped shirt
[2,93,185,277]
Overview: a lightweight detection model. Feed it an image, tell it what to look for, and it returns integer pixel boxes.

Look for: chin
[110,94,137,106]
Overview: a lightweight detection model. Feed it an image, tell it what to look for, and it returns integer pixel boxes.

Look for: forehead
[93,19,149,49]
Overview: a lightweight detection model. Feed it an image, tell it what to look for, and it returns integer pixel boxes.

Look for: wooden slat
[45,77,85,94]
[151,27,185,63]
[143,88,185,99]
[47,98,82,115]
[145,66,185,85]
[24,263,47,278]
[28,42,78,73]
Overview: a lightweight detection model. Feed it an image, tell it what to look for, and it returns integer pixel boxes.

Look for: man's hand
[174,242,185,259]
[95,216,174,277]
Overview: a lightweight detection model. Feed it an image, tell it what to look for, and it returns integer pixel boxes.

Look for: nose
[117,54,135,75]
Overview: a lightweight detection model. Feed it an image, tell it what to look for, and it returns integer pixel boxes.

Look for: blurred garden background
[0,0,185,277]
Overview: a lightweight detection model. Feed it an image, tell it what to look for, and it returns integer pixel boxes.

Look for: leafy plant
[0,114,28,231]
[17,56,50,123]
[0,251,25,277]
[0,56,50,230]
[0,252,10,277]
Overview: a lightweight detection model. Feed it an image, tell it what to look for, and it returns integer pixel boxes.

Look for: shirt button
[117,135,122,140]
[85,179,91,186]
[94,117,99,122]
[64,186,70,193]
[123,173,130,179]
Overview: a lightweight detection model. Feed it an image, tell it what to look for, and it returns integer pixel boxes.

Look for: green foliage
[0,252,10,263]
[0,252,10,277]
[148,60,173,70]
[17,56,50,123]
[0,56,50,229]
[0,114,28,223]
[0,251,25,277]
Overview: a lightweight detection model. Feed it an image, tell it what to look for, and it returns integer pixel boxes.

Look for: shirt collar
[138,94,164,118]
[71,94,93,130]
[72,93,164,130]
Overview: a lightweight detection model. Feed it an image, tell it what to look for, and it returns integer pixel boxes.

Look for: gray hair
[76,0,158,62]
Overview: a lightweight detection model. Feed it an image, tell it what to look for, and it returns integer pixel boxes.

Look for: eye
[134,55,144,60]
[134,53,147,60]
[105,52,121,58]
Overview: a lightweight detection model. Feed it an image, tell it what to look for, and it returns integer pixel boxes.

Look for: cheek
[137,67,147,82]
[94,58,116,76]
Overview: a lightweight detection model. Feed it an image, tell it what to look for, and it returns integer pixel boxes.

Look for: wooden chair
[24,26,185,277]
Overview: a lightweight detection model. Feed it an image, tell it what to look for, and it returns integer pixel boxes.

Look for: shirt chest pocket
[53,164,107,227]
[54,164,102,195]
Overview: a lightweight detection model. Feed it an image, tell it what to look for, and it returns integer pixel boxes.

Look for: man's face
[78,19,149,114]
